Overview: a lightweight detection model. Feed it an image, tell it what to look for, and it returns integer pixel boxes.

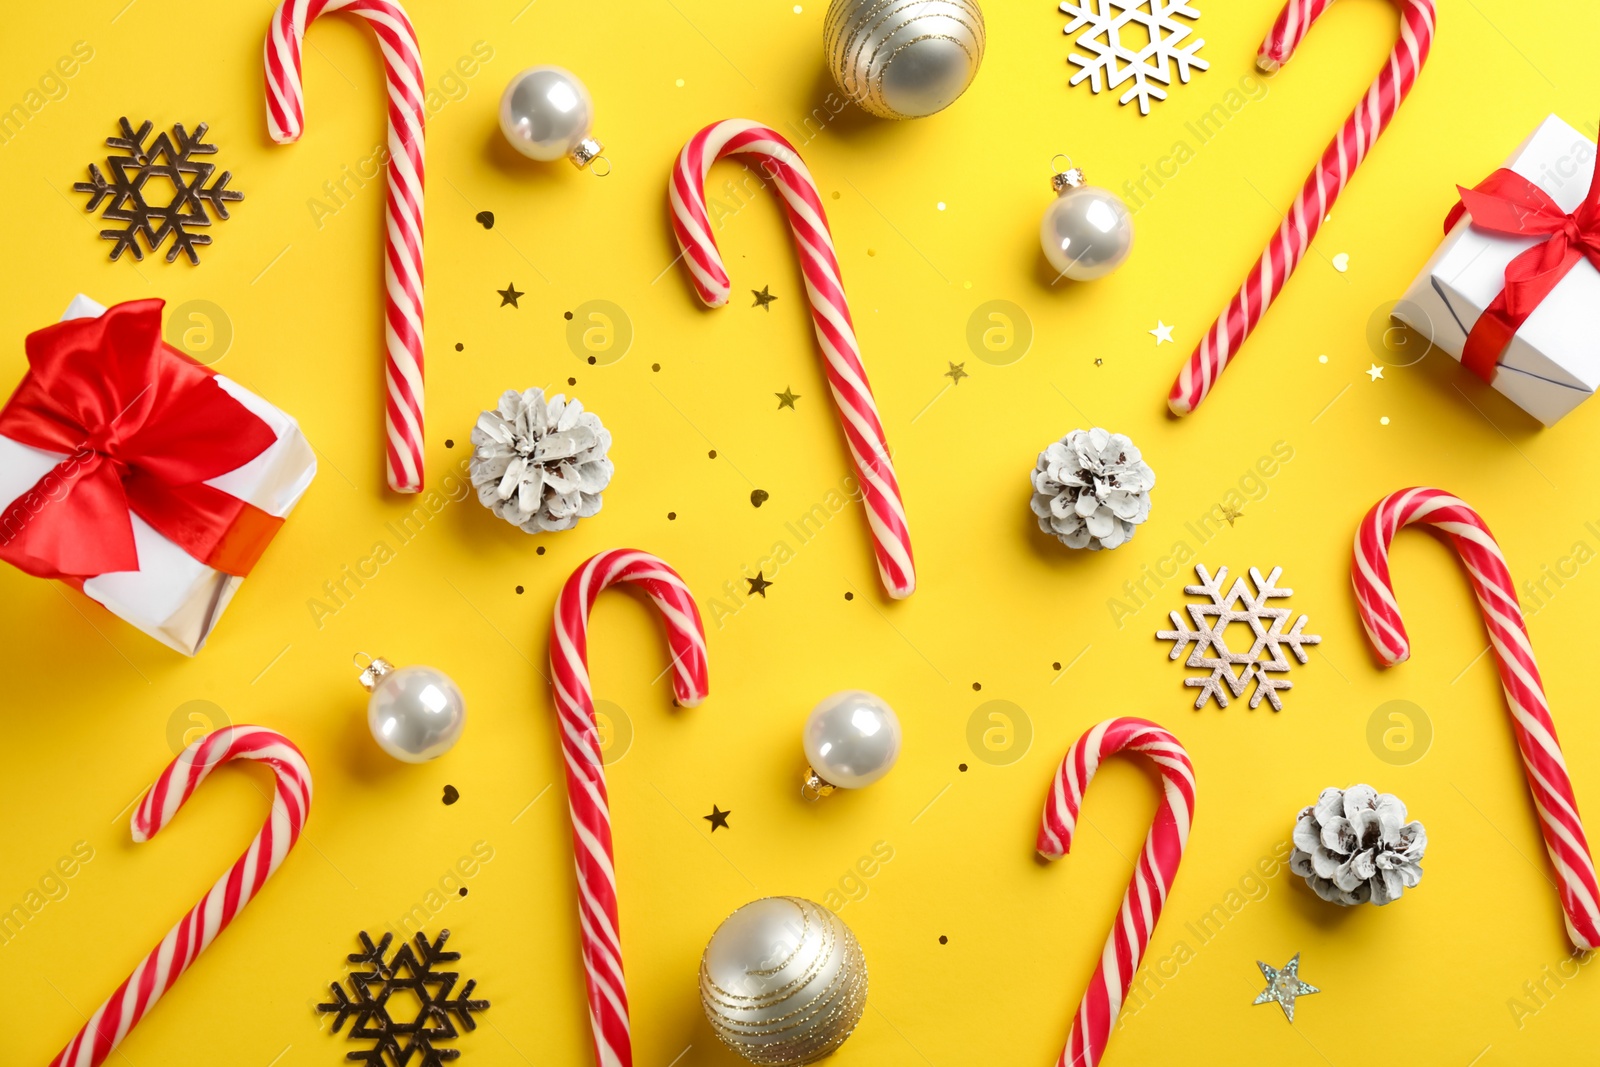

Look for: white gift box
[0,295,316,654]
[1392,114,1600,426]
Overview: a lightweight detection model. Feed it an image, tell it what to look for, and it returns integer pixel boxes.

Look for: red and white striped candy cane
[1037,717,1195,1067]
[549,549,710,1067]
[1167,0,1436,415]
[669,119,916,599]
[49,726,312,1067]
[1353,487,1600,949]
[265,0,427,493]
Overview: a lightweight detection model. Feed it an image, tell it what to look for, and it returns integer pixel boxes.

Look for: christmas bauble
[498,66,603,168]
[1040,167,1134,281]
[357,654,466,762]
[823,0,986,120]
[802,690,901,798]
[700,897,869,1065]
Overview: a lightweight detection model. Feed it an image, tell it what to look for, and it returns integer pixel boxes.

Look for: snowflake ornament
[1156,564,1321,710]
[1059,0,1209,115]
[74,118,243,263]
[318,930,489,1064]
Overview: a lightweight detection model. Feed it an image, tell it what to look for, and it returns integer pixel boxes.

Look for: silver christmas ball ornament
[357,653,467,763]
[824,0,986,120]
[802,690,902,799]
[1040,167,1134,281]
[700,897,869,1065]
[498,65,603,168]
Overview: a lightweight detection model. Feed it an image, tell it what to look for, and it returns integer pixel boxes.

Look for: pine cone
[1289,785,1426,906]
[1030,427,1154,550]
[469,388,613,534]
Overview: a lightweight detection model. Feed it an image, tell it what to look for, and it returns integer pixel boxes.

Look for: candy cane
[670,119,916,599]
[49,726,312,1067]
[1037,717,1195,1067]
[549,549,710,1067]
[265,0,427,493]
[1167,0,1436,415]
[1353,487,1600,950]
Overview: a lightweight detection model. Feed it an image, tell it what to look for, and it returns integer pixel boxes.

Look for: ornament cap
[354,652,396,692]
[801,767,838,801]
[1052,168,1088,193]
[569,137,604,169]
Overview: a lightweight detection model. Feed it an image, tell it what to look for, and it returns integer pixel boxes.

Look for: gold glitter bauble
[699,897,869,1065]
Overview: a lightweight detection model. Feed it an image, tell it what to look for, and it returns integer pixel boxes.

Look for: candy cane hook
[265,0,428,493]
[549,549,710,1067]
[670,119,916,599]
[1353,487,1600,949]
[1037,717,1195,1067]
[1167,0,1436,415]
[49,726,312,1067]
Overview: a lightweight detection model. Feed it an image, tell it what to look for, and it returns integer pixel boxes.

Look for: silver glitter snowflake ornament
[469,387,613,534]
[1031,427,1155,551]
[1059,0,1208,115]
[1156,564,1321,710]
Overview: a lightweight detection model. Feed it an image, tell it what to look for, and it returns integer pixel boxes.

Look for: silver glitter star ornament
[1253,953,1319,1022]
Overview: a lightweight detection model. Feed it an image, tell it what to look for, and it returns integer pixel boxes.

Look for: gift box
[1392,114,1600,426]
[0,296,315,654]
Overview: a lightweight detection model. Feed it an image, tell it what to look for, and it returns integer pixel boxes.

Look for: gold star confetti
[775,387,800,410]
[752,285,778,310]
[746,572,774,597]
[1221,503,1242,525]
[945,361,968,384]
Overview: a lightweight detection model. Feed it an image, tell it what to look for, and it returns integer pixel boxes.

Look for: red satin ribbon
[1446,144,1600,382]
[0,299,282,581]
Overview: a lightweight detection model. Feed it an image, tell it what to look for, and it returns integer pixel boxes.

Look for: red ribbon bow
[1446,146,1600,383]
[0,299,282,581]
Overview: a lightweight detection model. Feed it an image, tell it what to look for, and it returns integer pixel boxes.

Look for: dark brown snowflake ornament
[318,930,489,1065]
[74,117,243,264]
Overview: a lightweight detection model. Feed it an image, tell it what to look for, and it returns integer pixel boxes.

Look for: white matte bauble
[700,897,869,1065]
[357,654,466,763]
[824,0,986,120]
[1040,168,1135,281]
[498,66,603,167]
[802,690,901,798]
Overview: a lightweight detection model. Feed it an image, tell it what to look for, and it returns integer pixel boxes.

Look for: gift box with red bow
[0,296,315,654]
[1393,114,1600,426]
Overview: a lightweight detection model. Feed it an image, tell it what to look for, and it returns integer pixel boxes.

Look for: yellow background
[2,0,1598,1063]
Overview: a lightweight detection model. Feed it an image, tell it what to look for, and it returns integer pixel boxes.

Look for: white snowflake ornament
[1156,564,1321,710]
[1059,0,1208,115]
[1031,427,1155,551]
[469,387,614,534]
